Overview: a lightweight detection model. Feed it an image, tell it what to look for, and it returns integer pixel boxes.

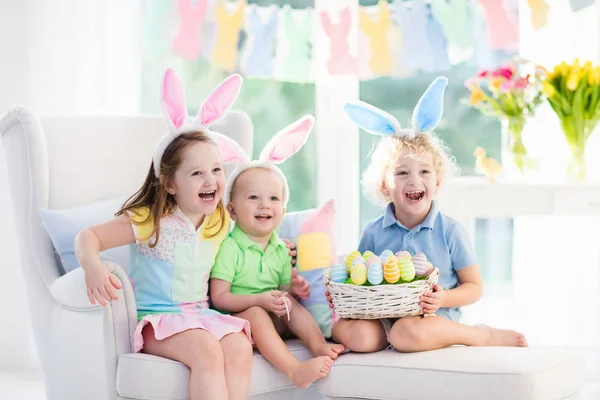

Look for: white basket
[323,267,440,320]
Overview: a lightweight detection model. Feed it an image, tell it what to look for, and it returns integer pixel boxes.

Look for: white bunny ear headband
[219,115,315,208]
[154,68,252,178]
[342,76,448,138]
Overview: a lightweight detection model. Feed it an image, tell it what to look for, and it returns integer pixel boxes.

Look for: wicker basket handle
[425,267,440,289]
[322,267,332,287]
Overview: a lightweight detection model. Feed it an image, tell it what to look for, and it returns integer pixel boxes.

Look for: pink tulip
[492,67,515,80]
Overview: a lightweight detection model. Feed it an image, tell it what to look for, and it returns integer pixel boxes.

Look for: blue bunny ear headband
[343,76,448,138]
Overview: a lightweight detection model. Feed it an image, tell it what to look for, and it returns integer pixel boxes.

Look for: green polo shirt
[211,224,292,295]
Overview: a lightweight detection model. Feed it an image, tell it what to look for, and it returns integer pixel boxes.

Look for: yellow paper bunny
[359,0,393,76]
[212,0,247,70]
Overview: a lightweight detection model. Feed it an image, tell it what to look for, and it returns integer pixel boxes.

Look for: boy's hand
[258,291,290,317]
[325,290,334,309]
[420,284,445,314]
[85,262,121,306]
[290,268,310,299]
[282,238,297,265]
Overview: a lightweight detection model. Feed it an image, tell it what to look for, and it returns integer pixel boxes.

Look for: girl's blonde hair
[361,133,458,207]
[117,131,227,246]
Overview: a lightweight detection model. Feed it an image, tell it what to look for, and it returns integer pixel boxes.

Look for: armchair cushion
[40,197,129,274]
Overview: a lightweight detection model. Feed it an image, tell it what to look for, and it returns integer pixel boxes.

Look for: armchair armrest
[50,261,138,353]
[50,262,133,312]
[45,262,138,399]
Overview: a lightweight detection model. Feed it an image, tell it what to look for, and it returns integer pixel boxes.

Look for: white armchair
[0,107,319,400]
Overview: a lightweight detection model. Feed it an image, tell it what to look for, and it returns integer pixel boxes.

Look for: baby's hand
[420,284,445,314]
[85,262,122,306]
[259,291,291,317]
[290,268,311,299]
[282,238,297,265]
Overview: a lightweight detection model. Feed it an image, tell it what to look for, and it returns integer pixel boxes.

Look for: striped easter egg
[363,250,375,260]
[331,264,348,283]
[412,252,429,276]
[380,249,394,261]
[366,255,382,269]
[384,255,400,283]
[346,250,362,271]
[351,263,367,285]
[367,262,383,285]
[395,250,411,259]
[398,256,416,281]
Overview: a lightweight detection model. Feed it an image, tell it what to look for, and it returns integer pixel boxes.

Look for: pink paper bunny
[172,0,208,59]
[216,115,315,207]
[155,68,251,177]
[321,8,358,76]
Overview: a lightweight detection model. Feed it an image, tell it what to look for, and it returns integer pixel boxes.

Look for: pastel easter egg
[395,250,411,259]
[380,249,394,260]
[366,255,382,269]
[367,262,384,285]
[424,261,435,276]
[331,264,348,283]
[384,257,400,283]
[399,257,416,281]
[352,256,366,268]
[351,263,367,285]
[346,250,362,269]
[363,250,375,260]
[412,252,429,276]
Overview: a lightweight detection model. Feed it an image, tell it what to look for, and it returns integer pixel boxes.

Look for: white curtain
[0,0,141,371]
[28,0,142,115]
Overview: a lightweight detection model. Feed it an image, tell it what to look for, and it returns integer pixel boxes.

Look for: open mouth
[199,190,216,201]
[405,190,425,202]
[255,214,272,221]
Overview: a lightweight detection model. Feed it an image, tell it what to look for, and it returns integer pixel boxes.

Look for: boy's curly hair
[361,133,459,208]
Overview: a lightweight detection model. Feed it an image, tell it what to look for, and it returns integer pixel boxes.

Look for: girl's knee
[187,335,225,372]
[222,333,253,359]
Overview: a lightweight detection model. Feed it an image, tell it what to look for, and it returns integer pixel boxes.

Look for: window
[141,0,317,212]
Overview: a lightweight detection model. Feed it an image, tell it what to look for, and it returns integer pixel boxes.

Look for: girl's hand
[420,284,445,314]
[85,262,122,306]
[259,291,291,317]
[282,238,297,265]
[290,268,311,299]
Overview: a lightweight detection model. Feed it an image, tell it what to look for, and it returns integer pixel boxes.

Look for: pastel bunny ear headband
[342,76,448,138]
[154,68,252,178]
[219,115,315,208]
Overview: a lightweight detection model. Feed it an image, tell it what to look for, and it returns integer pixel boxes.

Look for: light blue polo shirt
[358,201,478,322]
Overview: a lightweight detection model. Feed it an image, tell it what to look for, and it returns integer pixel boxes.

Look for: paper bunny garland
[343,76,448,138]
[218,115,315,208]
[154,68,251,178]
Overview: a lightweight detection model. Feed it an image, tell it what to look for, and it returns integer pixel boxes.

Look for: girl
[75,69,255,400]
[329,76,528,353]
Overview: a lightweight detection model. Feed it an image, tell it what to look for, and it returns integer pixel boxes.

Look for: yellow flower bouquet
[465,62,546,174]
[543,59,600,181]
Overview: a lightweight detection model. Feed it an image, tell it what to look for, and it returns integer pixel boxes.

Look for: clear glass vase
[560,116,591,182]
[501,116,533,180]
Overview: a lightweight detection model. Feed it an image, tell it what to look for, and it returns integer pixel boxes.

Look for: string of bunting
[146,0,547,83]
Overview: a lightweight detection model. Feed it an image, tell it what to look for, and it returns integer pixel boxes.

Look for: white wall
[0,0,37,370]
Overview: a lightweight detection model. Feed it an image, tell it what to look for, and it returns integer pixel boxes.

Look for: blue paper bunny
[242,6,279,77]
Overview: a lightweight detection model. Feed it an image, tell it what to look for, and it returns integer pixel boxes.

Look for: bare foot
[311,342,346,359]
[477,325,528,347]
[288,356,333,388]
